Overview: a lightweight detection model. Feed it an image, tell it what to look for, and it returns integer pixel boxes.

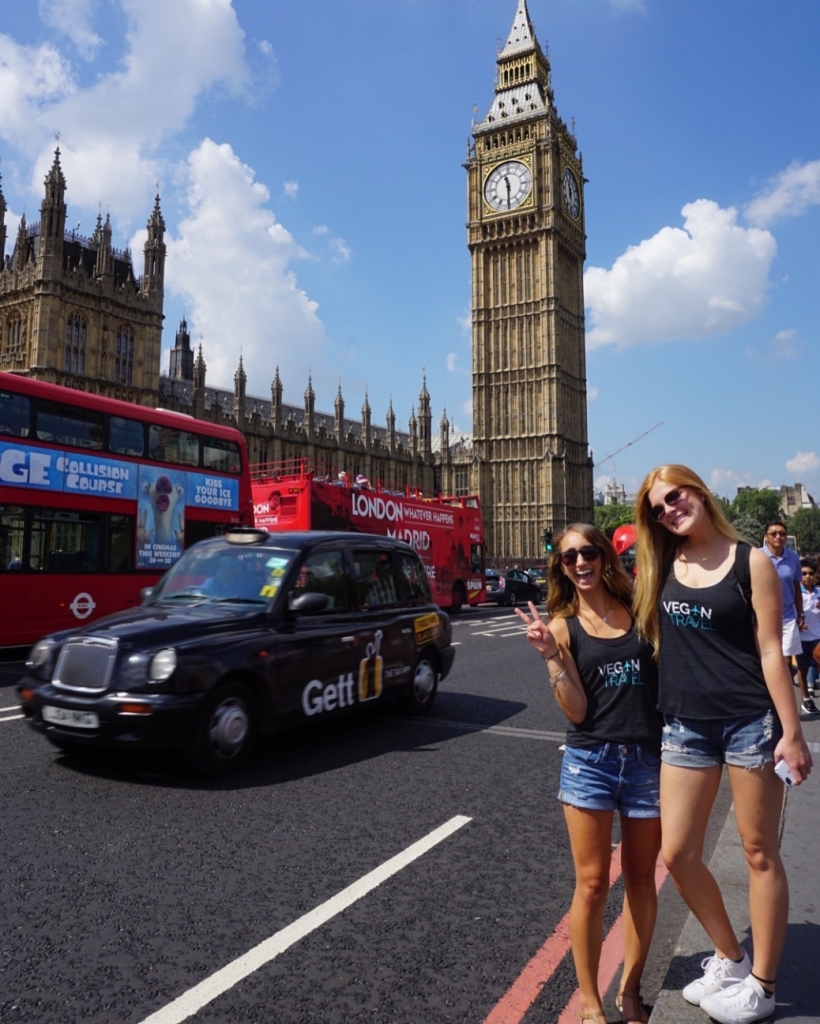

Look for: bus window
[470,543,485,574]
[36,402,103,450]
[0,505,25,570]
[0,391,30,437]
[109,415,145,457]
[30,510,102,572]
[203,436,241,474]
[148,425,199,466]
[106,514,134,571]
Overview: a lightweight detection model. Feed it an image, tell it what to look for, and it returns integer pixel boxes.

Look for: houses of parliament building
[0,0,591,561]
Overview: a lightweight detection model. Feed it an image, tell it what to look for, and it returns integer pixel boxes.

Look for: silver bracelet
[548,666,567,689]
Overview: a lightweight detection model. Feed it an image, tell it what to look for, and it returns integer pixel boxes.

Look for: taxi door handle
[401,628,412,634]
[341,636,356,644]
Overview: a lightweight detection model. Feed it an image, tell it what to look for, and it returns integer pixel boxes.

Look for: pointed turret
[386,398,396,454]
[440,407,450,459]
[142,193,166,298]
[304,373,315,438]
[362,390,372,450]
[0,169,7,264]
[169,317,193,381]
[12,213,28,272]
[193,344,207,419]
[38,148,67,273]
[334,383,345,442]
[476,0,553,130]
[270,364,283,429]
[95,212,113,277]
[418,374,432,456]
[233,354,246,424]
[409,405,418,458]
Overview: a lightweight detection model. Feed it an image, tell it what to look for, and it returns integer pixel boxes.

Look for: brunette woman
[516,523,662,1024]
[633,465,812,1024]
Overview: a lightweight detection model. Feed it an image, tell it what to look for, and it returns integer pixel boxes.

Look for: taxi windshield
[150,544,298,604]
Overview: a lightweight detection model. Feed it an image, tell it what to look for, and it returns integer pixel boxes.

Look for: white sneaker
[682,950,751,1005]
[700,974,775,1023]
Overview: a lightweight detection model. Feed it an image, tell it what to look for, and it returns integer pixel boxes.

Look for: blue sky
[1,0,819,500]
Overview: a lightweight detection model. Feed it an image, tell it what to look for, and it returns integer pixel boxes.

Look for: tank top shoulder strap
[565,614,582,661]
[733,541,753,608]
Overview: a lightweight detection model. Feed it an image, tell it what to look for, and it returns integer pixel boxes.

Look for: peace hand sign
[515,602,559,660]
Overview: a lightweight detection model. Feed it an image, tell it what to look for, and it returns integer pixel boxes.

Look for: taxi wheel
[450,583,466,615]
[400,653,438,715]
[507,591,518,608]
[188,682,258,776]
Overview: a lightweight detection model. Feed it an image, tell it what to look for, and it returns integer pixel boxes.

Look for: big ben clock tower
[467,0,593,561]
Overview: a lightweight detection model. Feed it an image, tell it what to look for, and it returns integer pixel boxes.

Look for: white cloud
[786,452,820,477]
[39,0,102,58]
[1,0,250,218]
[587,384,599,401]
[771,328,800,359]
[166,139,327,397]
[710,467,777,495]
[584,199,777,349]
[329,237,351,263]
[462,397,473,425]
[446,352,470,376]
[283,180,298,198]
[745,158,820,227]
[312,224,328,235]
[457,311,471,335]
[607,0,646,11]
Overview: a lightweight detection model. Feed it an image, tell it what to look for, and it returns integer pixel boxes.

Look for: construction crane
[594,421,663,468]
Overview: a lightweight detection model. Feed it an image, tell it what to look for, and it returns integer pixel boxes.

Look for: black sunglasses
[649,488,685,522]
[560,544,601,566]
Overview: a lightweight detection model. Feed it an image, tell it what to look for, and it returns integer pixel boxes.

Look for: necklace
[581,597,612,627]
[679,544,722,564]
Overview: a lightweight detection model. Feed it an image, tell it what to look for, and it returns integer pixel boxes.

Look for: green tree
[731,514,766,547]
[594,503,634,534]
[730,488,782,527]
[789,508,820,555]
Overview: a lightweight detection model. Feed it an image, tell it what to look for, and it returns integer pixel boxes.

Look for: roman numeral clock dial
[562,167,580,219]
[484,160,533,212]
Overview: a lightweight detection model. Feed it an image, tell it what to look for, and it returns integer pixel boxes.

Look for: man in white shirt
[796,558,820,711]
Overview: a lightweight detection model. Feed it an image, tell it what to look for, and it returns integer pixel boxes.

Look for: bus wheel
[450,582,466,615]
[399,653,438,715]
[187,681,258,776]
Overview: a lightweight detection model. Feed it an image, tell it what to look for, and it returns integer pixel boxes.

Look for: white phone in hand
[774,759,794,786]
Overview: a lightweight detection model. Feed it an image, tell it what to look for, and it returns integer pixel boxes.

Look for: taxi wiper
[218,597,268,604]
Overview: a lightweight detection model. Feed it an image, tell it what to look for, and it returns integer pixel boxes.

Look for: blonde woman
[516,523,662,1024]
[633,465,812,1024]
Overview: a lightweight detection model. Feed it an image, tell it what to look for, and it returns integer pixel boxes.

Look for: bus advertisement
[0,372,253,647]
[251,461,486,612]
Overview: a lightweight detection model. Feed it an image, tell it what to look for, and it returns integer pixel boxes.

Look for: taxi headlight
[27,638,56,677]
[149,648,177,682]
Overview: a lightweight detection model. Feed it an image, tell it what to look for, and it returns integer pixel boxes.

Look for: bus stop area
[650,711,820,1024]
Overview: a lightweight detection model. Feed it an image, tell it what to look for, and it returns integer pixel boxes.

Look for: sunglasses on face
[767,531,786,539]
[560,544,601,566]
[649,488,686,522]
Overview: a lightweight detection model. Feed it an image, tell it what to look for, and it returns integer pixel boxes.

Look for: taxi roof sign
[225,527,269,545]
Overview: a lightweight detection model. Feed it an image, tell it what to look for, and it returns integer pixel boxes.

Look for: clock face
[562,167,580,219]
[484,161,533,212]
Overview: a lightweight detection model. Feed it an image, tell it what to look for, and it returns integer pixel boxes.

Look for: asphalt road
[0,607,730,1024]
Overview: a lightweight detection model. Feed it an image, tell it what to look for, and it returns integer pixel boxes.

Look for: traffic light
[542,529,553,554]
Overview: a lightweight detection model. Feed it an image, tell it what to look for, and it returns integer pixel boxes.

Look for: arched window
[115,327,134,385]
[64,313,87,374]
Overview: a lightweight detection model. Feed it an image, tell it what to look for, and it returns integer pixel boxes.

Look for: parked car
[485,568,542,607]
[17,529,455,775]
[527,565,549,590]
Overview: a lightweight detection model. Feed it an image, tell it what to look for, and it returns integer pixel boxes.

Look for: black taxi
[17,529,455,774]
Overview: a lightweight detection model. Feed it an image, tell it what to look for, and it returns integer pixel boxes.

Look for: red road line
[482,845,624,1024]
[556,855,669,1024]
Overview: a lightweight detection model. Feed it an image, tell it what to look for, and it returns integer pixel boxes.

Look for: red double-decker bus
[0,372,253,647]
[251,460,486,612]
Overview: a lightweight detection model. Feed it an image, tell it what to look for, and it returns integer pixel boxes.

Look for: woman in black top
[516,523,662,1024]
[633,464,812,1024]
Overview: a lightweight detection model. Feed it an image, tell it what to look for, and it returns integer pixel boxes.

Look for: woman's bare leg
[618,815,662,1021]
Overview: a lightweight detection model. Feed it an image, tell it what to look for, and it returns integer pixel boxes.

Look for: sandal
[579,1013,607,1023]
[616,991,647,1024]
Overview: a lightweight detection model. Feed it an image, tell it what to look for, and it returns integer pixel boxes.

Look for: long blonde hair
[546,522,634,618]
[633,464,741,655]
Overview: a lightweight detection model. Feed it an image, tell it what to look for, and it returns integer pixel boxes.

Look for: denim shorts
[660,708,782,769]
[558,743,661,818]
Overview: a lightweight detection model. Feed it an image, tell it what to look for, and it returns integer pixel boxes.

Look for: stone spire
[233,354,246,423]
[142,193,166,297]
[271,364,282,429]
[418,374,432,456]
[362,390,372,450]
[169,317,193,381]
[0,167,7,264]
[386,397,396,454]
[304,373,315,438]
[440,407,450,457]
[12,213,27,272]
[95,212,113,277]
[38,148,67,270]
[193,344,207,419]
[334,383,345,442]
[409,405,418,458]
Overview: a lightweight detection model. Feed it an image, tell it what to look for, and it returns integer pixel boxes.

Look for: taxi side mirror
[288,591,330,615]
[139,587,154,604]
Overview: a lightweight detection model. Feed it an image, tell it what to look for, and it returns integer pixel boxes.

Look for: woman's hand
[774,732,813,785]
[515,602,559,661]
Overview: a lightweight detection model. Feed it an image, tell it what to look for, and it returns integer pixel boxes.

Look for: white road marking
[808,741,820,754]
[137,814,472,1024]
[423,718,565,743]
[451,641,462,646]
[0,713,24,722]
[0,705,21,713]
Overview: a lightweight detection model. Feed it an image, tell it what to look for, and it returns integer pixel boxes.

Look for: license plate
[42,705,99,729]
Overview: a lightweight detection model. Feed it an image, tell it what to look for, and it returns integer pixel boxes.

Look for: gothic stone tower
[0,149,165,404]
[466,0,593,561]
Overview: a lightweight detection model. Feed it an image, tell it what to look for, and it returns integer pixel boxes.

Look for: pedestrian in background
[516,523,662,1024]
[797,558,820,701]
[760,521,819,714]
[634,465,812,1024]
